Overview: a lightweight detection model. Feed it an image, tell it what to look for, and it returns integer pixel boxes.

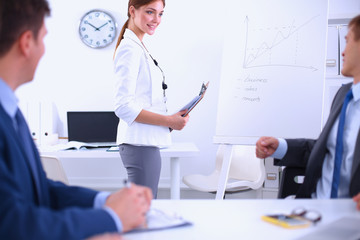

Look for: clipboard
[179,81,209,117]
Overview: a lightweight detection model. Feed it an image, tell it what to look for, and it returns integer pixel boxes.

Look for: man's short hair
[0,0,50,57]
[349,15,360,41]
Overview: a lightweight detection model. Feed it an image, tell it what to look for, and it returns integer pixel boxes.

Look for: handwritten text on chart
[235,75,268,103]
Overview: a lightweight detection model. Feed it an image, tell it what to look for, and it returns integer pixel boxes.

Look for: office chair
[277,166,305,198]
[40,155,69,184]
[182,145,265,197]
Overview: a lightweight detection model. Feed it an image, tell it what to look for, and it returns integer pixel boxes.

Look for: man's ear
[18,30,33,57]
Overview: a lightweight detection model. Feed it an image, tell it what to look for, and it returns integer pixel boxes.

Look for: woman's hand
[135,109,189,130]
[168,110,189,130]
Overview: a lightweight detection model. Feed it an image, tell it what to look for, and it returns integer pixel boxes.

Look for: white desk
[124,199,360,240]
[40,142,199,199]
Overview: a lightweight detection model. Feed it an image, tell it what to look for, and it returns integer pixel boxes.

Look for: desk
[40,142,199,199]
[124,199,360,240]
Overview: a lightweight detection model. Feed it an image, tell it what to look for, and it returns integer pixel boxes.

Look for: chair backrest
[40,156,69,184]
[215,145,265,182]
[278,166,305,198]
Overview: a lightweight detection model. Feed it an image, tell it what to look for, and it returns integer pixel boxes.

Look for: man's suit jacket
[276,82,360,198]
[0,104,117,239]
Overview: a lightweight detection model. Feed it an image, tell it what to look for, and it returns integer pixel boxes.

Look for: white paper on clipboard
[127,208,192,233]
[178,82,209,117]
[180,95,202,116]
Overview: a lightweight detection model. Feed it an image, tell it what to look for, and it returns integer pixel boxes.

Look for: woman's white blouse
[113,29,171,147]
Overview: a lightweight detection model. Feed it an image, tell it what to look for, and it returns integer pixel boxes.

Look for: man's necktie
[15,109,42,201]
[331,89,353,198]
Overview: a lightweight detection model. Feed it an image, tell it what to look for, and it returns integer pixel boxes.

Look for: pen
[123,179,131,188]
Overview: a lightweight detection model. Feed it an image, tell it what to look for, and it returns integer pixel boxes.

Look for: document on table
[296,216,360,240]
[107,146,119,152]
[106,146,167,152]
[128,208,192,233]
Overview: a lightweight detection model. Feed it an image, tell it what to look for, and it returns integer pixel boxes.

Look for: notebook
[67,111,119,147]
[128,208,192,233]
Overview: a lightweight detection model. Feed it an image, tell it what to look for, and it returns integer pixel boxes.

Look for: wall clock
[79,10,117,49]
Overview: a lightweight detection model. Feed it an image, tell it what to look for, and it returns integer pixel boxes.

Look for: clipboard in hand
[180,81,209,117]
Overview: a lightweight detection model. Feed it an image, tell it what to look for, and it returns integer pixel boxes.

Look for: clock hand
[97,22,109,30]
[86,22,100,31]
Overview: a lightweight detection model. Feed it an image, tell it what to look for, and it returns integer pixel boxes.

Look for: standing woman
[113,0,189,198]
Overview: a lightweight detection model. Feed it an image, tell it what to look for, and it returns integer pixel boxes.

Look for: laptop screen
[67,111,119,143]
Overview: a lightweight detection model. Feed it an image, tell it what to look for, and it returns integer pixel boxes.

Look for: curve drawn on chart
[243,15,319,71]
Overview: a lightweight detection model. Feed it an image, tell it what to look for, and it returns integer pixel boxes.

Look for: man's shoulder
[0,104,15,141]
[332,82,353,105]
[341,82,353,91]
[0,104,10,125]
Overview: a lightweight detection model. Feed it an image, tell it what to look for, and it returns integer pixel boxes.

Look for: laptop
[67,111,119,147]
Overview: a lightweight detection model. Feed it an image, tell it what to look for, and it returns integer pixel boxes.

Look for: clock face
[79,10,117,48]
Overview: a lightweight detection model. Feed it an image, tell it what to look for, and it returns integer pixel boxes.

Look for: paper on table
[39,141,100,151]
[128,208,192,233]
[107,146,119,152]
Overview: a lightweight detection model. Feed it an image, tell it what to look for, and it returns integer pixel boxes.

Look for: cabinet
[323,18,354,125]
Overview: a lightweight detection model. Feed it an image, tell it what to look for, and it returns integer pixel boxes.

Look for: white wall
[329,0,360,19]
[15,0,360,189]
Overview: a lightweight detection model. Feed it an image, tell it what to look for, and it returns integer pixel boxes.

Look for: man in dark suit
[256,15,360,204]
[0,0,152,239]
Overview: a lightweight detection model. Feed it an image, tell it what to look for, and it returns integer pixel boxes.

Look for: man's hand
[353,193,360,210]
[105,184,153,232]
[255,136,279,158]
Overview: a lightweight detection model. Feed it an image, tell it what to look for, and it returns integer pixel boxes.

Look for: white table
[123,199,360,240]
[40,142,199,199]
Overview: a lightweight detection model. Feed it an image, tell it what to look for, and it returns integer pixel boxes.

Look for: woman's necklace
[141,42,167,98]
